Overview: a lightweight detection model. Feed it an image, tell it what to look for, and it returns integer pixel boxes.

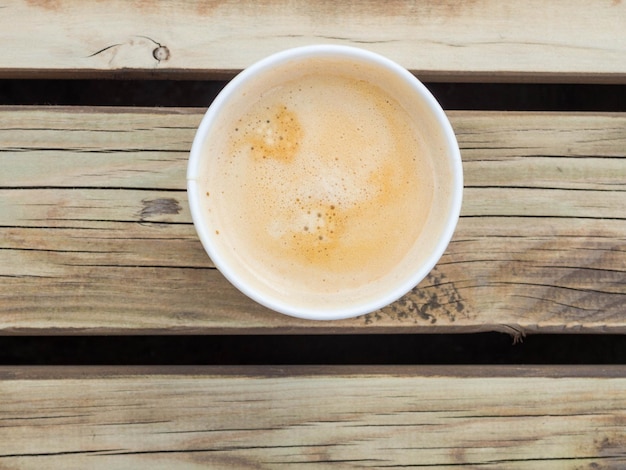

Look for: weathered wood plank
[4,218,624,334]
[0,366,625,468]
[1,108,625,334]
[1,0,625,82]
[3,109,625,191]
[0,107,196,189]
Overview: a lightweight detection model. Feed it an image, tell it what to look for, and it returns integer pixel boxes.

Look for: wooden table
[1,1,625,467]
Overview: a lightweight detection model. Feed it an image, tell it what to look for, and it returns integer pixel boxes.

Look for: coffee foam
[198,60,442,305]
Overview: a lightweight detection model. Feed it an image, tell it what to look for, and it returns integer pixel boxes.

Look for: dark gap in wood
[0,187,187,191]
[460,215,626,220]
[463,186,626,192]
[0,334,624,365]
[0,80,625,111]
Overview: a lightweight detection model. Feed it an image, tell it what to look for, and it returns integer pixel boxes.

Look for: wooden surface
[1,1,625,335]
[1,366,625,468]
[1,107,625,334]
[1,1,624,466]
[1,0,626,82]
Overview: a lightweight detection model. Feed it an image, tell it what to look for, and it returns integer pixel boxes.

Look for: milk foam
[203,71,434,295]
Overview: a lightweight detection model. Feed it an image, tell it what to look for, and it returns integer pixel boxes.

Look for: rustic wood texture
[1,0,626,82]
[1,107,625,334]
[1,366,625,468]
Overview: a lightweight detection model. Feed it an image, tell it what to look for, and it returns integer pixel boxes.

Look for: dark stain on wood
[363,267,470,325]
[595,429,626,465]
[139,198,181,221]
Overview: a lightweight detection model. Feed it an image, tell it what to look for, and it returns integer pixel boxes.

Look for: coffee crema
[200,71,434,296]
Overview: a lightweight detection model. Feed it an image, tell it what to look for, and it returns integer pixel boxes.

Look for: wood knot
[140,198,181,221]
[153,45,170,61]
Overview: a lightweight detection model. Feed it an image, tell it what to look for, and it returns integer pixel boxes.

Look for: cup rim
[187,44,463,321]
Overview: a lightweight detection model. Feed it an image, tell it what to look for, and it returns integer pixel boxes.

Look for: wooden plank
[1,0,625,82]
[0,366,625,468]
[1,108,625,334]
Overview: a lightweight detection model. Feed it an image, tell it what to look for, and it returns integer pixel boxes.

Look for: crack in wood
[99,443,342,456]
[461,215,626,220]
[85,36,170,66]
[59,264,215,270]
[0,274,55,278]
[270,458,387,464]
[0,186,186,192]
[375,455,625,467]
[0,147,185,153]
[154,426,284,435]
[86,44,123,58]
[511,294,601,313]
[465,185,626,192]
[0,449,122,458]
[492,280,625,297]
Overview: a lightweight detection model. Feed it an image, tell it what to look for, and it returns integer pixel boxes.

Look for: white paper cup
[187,45,463,320]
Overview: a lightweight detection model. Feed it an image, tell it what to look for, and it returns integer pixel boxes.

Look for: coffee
[188,47,462,319]
[198,63,434,299]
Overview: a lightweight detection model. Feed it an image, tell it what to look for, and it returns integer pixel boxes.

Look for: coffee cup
[187,45,463,320]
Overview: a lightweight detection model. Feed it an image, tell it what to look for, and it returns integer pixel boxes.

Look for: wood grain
[1,366,625,468]
[1,0,626,82]
[1,108,625,334]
